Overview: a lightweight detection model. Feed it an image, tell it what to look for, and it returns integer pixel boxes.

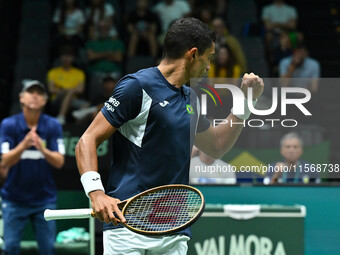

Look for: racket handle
[44,209,96,221]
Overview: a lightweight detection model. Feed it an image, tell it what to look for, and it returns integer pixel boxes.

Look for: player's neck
[157,59,188,88]
[23,108,41,128]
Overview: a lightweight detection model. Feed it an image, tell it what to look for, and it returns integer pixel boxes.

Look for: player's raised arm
[194,73,264,158]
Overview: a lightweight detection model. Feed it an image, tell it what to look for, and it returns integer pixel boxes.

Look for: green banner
[188,205,305,255]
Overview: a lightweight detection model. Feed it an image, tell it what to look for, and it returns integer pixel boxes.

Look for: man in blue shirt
[76,17,264,254]
[279,45,320,92]
[264,132,320,184]
[0,80,65,255]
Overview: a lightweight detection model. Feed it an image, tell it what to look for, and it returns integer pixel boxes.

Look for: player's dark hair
[162,17,216,60]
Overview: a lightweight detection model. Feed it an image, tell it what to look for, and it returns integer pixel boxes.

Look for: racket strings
[124,188,202,232]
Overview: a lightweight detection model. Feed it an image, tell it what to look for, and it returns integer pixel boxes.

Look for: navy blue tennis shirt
[101,67,210,233]
[0,113,64,206]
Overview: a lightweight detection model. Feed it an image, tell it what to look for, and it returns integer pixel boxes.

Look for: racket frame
[117,184,205,236]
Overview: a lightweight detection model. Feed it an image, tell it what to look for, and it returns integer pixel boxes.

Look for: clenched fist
[240,72,264,100]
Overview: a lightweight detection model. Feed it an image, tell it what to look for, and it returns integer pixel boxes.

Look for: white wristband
[80,171,105,198]
[231,98,258,120]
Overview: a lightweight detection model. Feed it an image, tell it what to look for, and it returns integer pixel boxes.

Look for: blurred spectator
[193,3,214,26]
[261,0,297,34]
[86,0,117,40]
[189,0,227,18]
[72,75,118,123]
[126,0,160,58]
[153,0,191,44]
[208,44,241,78]
[86,19,124,75]
[269,28,304,76]
[212,17,247,73]
[279,45,320,92]
[86,19,124,102]
[0,80,65,255]
[190,146,236,185]
[53,0,85,51]
[261,0,298,58]
[263,132,320,184]
[47,45,88,124]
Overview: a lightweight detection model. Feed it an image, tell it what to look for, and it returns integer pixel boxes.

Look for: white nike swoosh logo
[159,101,169,107]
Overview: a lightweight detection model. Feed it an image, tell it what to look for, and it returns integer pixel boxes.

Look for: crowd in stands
[42,0,322,125]
[26,0,325,185]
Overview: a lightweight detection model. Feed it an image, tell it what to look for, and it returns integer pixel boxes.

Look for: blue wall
[197,185,340,255]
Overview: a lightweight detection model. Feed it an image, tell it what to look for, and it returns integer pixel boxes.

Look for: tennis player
[76,17,264,254]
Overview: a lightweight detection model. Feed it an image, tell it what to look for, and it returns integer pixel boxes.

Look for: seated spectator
[86,19,124,102]
[53,0,85,51]
[47,45,88,124]
[262,0,297,34]
[72,75,118,123]
[152,0,191,45]
[190,146,236,185]
[263,132,320,184]
[212,17,247,73]
[126,0,160,58]
[86,0,117,40]
[269,29,303,77]
[208,44,241,78]
[279,45,320,92]
[261,0,298,58]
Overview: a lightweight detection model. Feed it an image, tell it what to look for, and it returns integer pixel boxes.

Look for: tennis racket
[44,184,205,236]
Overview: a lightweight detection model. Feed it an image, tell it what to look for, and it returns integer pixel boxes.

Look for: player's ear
[186,47,198,61]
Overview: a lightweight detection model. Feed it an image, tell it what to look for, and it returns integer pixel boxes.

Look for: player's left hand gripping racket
[44,184,205,236]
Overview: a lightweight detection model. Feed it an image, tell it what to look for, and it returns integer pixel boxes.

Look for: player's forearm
[75,134,100,175]
[42,149,64,169]
[1,142,27,168]
[195,113,243,159]
[210,114,244,158]
[76,112,116,176]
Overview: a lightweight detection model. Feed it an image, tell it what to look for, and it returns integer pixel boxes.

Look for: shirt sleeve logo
[105,97,121,112]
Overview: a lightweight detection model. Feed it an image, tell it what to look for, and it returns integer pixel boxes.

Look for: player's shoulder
[116,72,142,90]
[120,67,157,88]
[131,67,157,80]
[112,72,145,100]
